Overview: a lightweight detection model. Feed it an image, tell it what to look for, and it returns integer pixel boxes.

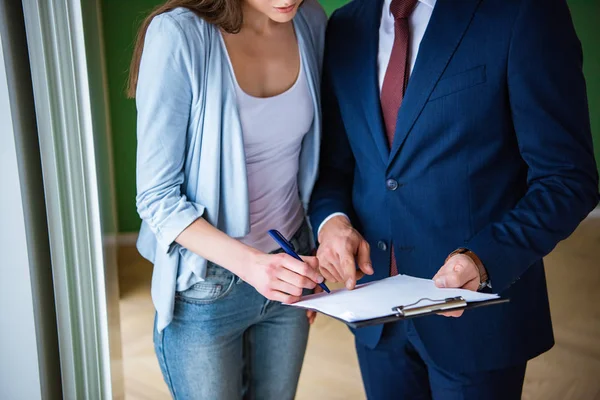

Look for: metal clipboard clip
[392,296,467,318]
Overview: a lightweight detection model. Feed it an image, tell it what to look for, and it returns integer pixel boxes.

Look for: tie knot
[390,0,418,20]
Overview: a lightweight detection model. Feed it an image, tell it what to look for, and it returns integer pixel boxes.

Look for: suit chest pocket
[429,65,486,101]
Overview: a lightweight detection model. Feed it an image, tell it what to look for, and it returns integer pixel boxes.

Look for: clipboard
[338,296,510,328]
[290,274,508,328]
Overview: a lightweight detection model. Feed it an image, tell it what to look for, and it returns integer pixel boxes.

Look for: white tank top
[222,44,314,253]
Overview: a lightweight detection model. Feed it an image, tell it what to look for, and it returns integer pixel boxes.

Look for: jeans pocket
[175,264,236,305]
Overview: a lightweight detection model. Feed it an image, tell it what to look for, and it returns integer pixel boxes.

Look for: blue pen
[268,229,331,293]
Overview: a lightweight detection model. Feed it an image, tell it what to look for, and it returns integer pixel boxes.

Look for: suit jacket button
[386,179,399,191]
[377,241,388,251]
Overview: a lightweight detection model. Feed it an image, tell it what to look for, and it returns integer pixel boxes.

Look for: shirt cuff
[317,213,350,236]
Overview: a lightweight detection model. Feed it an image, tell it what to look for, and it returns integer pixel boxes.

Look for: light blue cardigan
[135,2,327,331]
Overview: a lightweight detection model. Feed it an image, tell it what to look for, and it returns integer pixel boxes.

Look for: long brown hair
[127,0,243,98]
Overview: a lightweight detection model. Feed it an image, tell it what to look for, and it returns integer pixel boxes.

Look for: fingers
[276,266,317,290]
[356,240,373,275]
[319,265,363,285]
[280,255,324,285]
[272,279,305,297]
[341,255,358,289]
[439,310,464,318]
[317,247,344,282]
[431,256,478,319]
[433,255,479,290]
[317,220,369,289]
[267,290,300,304]
[300,255,320,271]
[319,265,339,282]
[453,261,478,285]
[318,251,365,288]
[433,271,463,288]
[432,260,455,282]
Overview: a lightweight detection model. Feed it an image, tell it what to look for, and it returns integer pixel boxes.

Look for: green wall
[101,0,600,233]
[572,0,600,182]
[102,0,157,233]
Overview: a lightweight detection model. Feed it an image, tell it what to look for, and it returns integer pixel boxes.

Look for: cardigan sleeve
[135,13,205,253]
[300,0,327,70]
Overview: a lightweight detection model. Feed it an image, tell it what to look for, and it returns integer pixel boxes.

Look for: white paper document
[291,275,500,323]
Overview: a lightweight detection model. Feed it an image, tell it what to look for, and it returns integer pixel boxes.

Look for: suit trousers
[355,320,527,400]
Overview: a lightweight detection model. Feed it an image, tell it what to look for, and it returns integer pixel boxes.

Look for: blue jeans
[356,320,527,400]
[154,222,312,400]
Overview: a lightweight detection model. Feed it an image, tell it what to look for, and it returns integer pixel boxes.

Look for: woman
[128,0,327,398]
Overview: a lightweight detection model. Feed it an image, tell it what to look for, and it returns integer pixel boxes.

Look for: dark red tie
[380,0,417,276]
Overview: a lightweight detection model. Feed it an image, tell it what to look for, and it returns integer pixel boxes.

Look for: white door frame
[0,3,62,397]
[21,0,122,398]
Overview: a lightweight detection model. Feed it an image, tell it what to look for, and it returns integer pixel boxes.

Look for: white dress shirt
[318,0,436,234]
[377,0,436,90]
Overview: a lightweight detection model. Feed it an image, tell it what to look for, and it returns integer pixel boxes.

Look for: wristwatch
[446,248,492,291]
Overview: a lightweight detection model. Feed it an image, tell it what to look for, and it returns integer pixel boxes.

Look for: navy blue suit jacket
[309,0,599,372]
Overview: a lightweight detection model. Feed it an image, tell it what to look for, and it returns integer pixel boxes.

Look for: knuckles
[318,247,335,262]
[273,253,287,263]
[298,265,310,276]
[265,265,277,279]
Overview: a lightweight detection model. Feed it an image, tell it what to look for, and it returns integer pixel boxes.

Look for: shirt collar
[420,0,437,9]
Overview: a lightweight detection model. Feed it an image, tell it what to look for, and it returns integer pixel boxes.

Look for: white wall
[0,35,44,400]
[0,1,61,398]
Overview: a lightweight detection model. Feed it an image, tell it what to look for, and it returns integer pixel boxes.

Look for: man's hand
[317,216,374,289]
[433,254,481,317]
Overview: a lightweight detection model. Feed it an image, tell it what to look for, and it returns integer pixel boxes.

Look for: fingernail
[434,277,445,288]
[317,275,324,283]
[366,263,373,274]
[346,279,353,289]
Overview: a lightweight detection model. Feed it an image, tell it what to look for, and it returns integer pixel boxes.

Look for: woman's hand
[241,252,324,304]
[174,218,323,303]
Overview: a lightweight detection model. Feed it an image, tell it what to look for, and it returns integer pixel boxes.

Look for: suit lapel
[388,0,482,166]
[352,0,389,165]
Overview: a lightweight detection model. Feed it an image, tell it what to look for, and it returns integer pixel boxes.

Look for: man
[309,0,599,398]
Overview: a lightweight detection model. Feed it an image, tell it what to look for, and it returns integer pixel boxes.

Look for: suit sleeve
[466,0,599,293]
[309,14,357,239]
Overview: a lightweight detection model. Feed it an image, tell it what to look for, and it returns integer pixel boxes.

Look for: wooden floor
[118,215,600,400]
